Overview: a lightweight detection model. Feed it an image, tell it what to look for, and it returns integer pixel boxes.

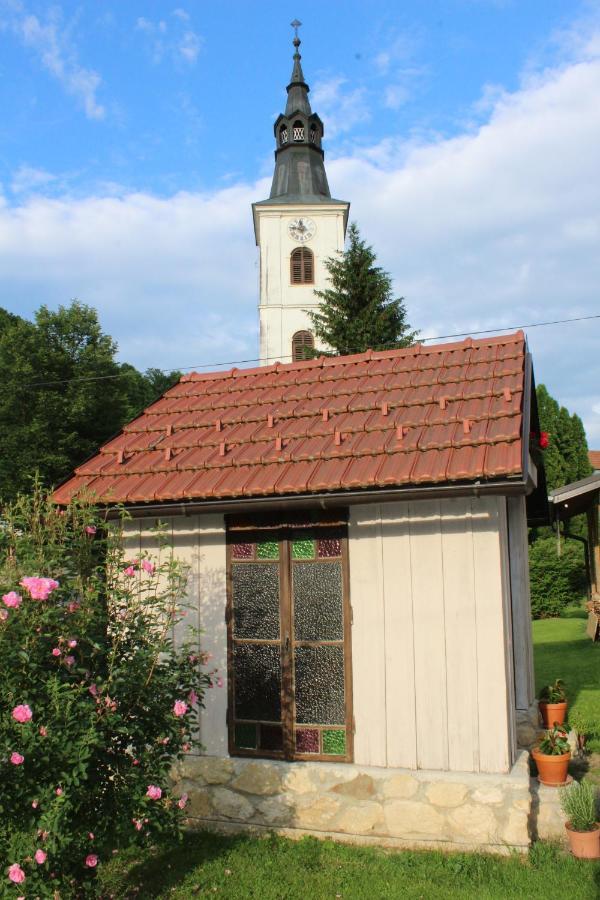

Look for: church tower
[252,22,350,365]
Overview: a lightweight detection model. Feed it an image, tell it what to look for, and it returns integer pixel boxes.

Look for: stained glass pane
[257,541,279,559]
[232,563,280,639]
[232,542,254,560]
[295,728,319,753]
[323,729,346,755]
[293,561,343,641]
[234,644,281,721]
[317,538,341,558]
[234,723,257,749]
[294,645,345,725]
[292,538,315,559]
[259,724,283,752]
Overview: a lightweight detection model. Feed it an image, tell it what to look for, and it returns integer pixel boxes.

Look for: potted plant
[559,780,600,859]
[538,678,567,727]
[532,724,571,785]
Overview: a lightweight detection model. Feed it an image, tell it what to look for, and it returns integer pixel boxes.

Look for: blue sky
[1,0,600,442]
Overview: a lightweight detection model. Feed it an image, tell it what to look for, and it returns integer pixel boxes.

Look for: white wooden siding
[122,514,228,756]
[507,496,535,711]
[349,496,515,774]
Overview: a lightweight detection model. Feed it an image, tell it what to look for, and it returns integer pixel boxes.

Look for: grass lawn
[532,606,600,757]
[99,832,600,899]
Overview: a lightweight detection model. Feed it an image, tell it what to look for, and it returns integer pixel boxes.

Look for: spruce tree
[308,222,417,355]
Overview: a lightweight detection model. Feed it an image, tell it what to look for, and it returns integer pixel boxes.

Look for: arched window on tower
[309,124,317,144]
[279,124,288,145]
[292,330,315,362]
[293,120,305,141]
[290,247,314,284]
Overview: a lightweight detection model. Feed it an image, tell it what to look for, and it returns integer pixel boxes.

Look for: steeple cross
[291,19,302,47]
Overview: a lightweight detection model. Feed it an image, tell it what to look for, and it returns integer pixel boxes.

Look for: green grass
[98,832,600,899]
[532,606,600,753]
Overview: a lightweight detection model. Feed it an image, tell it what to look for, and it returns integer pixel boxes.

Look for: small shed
[549,473,600,640]
[54,330,543,852]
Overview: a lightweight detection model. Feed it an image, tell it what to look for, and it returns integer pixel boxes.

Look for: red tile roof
[589,451,600,471]
[53,332,528,506]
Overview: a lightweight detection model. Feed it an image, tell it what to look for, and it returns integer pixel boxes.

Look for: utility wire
[18,311,600,390]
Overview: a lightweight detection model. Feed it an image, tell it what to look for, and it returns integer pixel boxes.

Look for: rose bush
[0,487,215,896]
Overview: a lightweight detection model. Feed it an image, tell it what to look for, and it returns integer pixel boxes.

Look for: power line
[19,311,600,389]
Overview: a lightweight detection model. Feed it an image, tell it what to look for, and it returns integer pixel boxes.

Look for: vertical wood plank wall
[349,497,515,774]
[507,496,536,711]
[123,514,228,757]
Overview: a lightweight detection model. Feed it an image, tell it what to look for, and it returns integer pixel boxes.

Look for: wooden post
[587,493,600,599]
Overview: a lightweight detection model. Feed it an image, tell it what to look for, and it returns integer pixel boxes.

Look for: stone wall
[171,752,532,854]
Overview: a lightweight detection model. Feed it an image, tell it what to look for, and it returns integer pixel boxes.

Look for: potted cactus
[531,724,571,785]
[559,780,600,859]
[538,678,567,728]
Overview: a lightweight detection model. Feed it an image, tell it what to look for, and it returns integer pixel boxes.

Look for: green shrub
[0,488,214,896]
[529,534,587,618]
[559,780,599,831]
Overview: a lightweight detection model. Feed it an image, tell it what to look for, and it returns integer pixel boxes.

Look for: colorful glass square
[322,729,346,755]
[232,542,254,560]
[295,728,320,753]
[317,538,341,558]
[234,723,257,749]
[292,539,315,559]
[257,541,279,559]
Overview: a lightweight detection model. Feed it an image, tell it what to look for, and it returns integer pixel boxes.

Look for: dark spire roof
[266,22,333,203]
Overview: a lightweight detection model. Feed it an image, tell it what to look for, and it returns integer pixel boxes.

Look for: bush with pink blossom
[0,487,214,896]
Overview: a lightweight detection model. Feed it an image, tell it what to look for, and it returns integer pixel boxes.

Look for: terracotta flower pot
[532,747,571,785]
[539,700,567,728]
[565,822,600,859]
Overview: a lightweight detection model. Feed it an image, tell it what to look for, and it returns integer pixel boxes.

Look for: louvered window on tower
[293,121,305,141]
[280,125,288,145]
[292,330,315,361]
[290,247,314,284]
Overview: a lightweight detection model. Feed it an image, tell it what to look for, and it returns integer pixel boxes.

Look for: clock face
[288,217,316,243]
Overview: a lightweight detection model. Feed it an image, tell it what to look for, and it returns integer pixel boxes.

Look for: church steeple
[269,22,331,201]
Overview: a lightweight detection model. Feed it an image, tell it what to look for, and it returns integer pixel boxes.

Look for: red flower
[539,431,549,449]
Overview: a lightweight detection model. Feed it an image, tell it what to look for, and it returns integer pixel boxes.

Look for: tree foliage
[0,302,180,500]
[308,223,417,355]
[529,384,593,617]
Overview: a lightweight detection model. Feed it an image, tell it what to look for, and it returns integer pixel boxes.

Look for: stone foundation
[171,752,532,854]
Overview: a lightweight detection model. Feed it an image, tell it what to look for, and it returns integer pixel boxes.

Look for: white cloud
[6,6,105,119]
[311,77,370,137]
[1,28,600,442]
[10,165,56,194]
[135,12,202,66]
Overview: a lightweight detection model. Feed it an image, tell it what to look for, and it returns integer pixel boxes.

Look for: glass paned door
[230,539,284,753]
[228,526,351,762]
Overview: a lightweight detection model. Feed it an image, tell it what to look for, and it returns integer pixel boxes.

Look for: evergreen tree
[308,223,417,355]
[536,384,592,491]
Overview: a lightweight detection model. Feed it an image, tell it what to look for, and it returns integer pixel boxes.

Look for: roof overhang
[548,473,600,521]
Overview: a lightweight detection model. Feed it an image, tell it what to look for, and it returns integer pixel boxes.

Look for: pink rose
[0,609,8,621]
[55,787,63,796]
[88,683,98,697]
[3,591,22,608]
[34,849,47,865]
[123,565,136,577]
[88,832,94,840]
[12,704,32,723]
[182,743,191,753]
[32,800,39,808]
[84,525,97,535]
[177,793,188,809]
[20,576,59,600]
[10,752,24,765]
[8,864,25,884]
[141,558,155,575]
[85,854,98,868]
[68,600,81,613]
[146,785,162,800]
[39,726,47,737]
[132,758,139,765]
[173,700,188,717]
[52,648,61,657]
[68,639,77,648]
[132,818,143,831]
[65,656,75,667]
